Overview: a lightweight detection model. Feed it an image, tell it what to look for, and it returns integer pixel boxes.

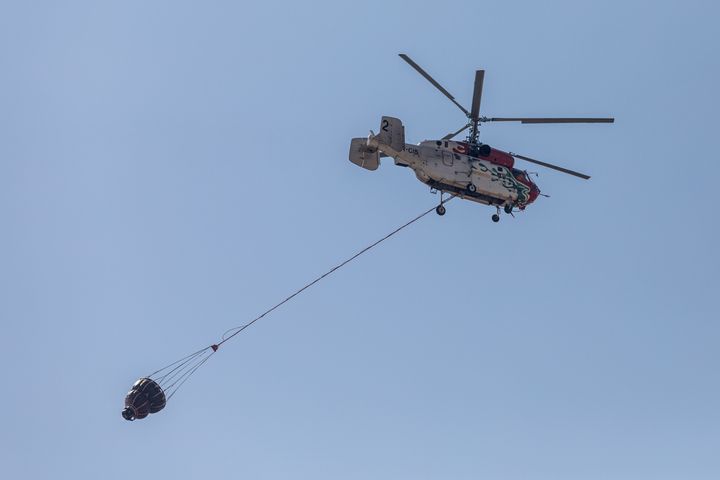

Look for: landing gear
[436,191,447,216]
[467,182,477,193]
[491,213,500,223]
[504,203,513,214]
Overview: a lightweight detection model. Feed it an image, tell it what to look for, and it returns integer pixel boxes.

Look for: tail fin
[348,117,405,171]
[376,116,405,152]
[349,137,380,170]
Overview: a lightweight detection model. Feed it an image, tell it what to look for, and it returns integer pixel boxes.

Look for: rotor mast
[467,69,485,146]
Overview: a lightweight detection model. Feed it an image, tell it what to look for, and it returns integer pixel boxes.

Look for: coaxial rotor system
[399,53,613,179]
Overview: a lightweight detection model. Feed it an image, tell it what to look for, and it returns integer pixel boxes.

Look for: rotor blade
[487,117,614,124]
[399,53,470,116]
[511,153,591,180]
[469,70,485,121]
[442,124,470,140]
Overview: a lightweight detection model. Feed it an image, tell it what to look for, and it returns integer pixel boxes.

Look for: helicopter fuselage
[372,137,540,210]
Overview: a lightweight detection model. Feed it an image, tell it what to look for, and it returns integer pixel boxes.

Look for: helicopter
[349,54,614,222]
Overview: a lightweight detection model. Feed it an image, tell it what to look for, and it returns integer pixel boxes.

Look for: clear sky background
[1,1,718,479]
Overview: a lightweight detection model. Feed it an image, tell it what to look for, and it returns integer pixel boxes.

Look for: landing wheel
[491,214,500,223]
[436,205,446,216]
[467,183,477,193]
[504,204,513,214]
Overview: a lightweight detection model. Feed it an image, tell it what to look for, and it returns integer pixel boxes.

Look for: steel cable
[148,196,455,397]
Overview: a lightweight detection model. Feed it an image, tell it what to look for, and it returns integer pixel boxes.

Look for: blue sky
[1,1,718,479]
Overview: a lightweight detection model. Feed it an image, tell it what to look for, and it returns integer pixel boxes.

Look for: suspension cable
[150,196,455,392]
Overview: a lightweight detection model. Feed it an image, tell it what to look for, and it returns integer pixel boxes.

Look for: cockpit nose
[528,183,540,205]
